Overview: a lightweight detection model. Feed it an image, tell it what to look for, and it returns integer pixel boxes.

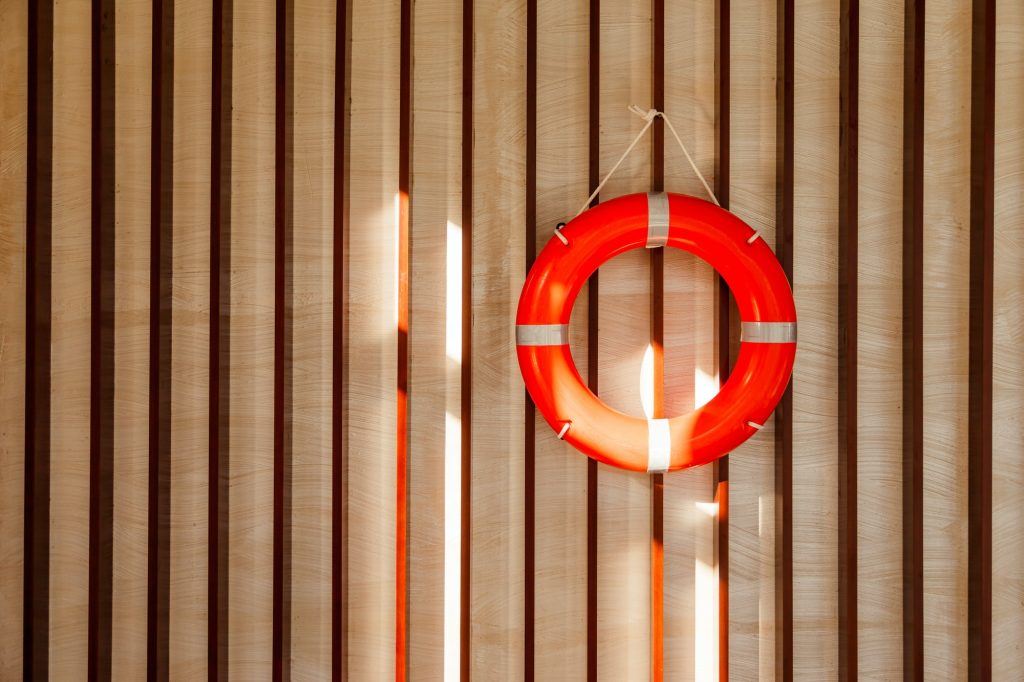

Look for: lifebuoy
[516,192,796,472]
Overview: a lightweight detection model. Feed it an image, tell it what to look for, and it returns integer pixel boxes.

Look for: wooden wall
[0,0,1021,680]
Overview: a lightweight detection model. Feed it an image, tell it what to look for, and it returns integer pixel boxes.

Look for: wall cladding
[0,0,1021,679]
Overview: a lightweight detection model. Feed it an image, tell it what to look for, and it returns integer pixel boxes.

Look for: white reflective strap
[646,192,669,248]
[515,323,570,346]
[740,321,797,344]
[647,418,671,473]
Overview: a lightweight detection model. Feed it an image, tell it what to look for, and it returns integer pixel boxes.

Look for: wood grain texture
[407,0,461,676]
[0,0,27,674]
[48,0,92,676]
[227,0,276,676]
[922,0,971,677]
[856,0,904,678]
[286,1,335,678]
[991,2,1024,677]
[346,0,399,675]
[168,1,212,678]
[596,0,652,678]
[662,0,718,677]
[791,0,840,678]
[727,0,777,677]
[470,0,527,677]
[110,1,152,678]
[534,0,590,676]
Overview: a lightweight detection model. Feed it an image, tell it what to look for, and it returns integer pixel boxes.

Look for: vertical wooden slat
[287,0,336,678]
[901,0,925,676]
[857,0,904,677]
[332,0,349,678]
[967,0,995,678]
[838,0,859,678]
[110,0,152,677]
[396,0,412,676]
[460,0,473,674]
[525,0,536,675]
[587,2,600,678]
[169,1,212,677]
[88,0,117,675]
[273,0,291,677]
[0,0,28,675]
[208,0,232,676]
[407,0,461,676]
[227,0,276,676]
[596,0,651,677]
[347,0,399,675]
[774,0,794,676]
[727,0,777,675]
[148,0,174,677]
[662,0,718,676]
[791,0,840,678]
[713,0,729,675]
[533,0,590,676]
[470,0,527,677]
[48,0,92,675]
[991,2,1024,679]
[922,0,971,677]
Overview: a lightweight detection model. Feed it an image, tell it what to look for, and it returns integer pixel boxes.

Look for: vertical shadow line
[148,0,174,678]
[967,0,995,678]
[774,0,794,676]
[838,0,860,679]
[332,0,351,679]
[24,1,54,678]
[460,0,474,678]
[89,0,117,677]
[901,0,924,677]
[209,0,233,678]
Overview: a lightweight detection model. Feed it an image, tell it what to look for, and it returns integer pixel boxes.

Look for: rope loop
[572,105,720,220]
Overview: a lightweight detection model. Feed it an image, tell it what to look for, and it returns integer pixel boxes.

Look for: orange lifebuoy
[516,192,796,472]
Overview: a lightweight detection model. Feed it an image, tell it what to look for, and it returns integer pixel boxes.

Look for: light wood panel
[791,0,840,678]
[110,1,152,677]
[727,0,777,676]
[168,0,212,677]
[922,0,971,677]
[534,0,590,677]
[48,0,92,676]
[662,0,718,677]
[408,0,461,676]
[992,1,1024,677]
[287,1,336,678]
[856,0,904,677]
[597,0,652,678]
[470,0,527,677]
[227,0,277,676]
[345,0,399,675]
[0,0,27,674]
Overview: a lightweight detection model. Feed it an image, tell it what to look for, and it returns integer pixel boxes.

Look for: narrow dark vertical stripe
[89,1,116,678]
[967,0,995,678]
[524,0,537,678]
[148,0,174,678]
[650,0,665,679]
[460,0,473,677]
[901,0,924,677]
[586,0,600,679]
[332,1,351,679]
[396,0,413,677]
[713,0,730,677]
[838,0,859,679]
[273,0,292,678]
[24,1,54,677]
[773,0,794,677]
[209,0,233,678]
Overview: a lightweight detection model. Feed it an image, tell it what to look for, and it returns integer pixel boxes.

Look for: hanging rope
[571,105,720,221]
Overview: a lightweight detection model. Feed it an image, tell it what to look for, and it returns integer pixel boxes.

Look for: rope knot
[628,104,660,123]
